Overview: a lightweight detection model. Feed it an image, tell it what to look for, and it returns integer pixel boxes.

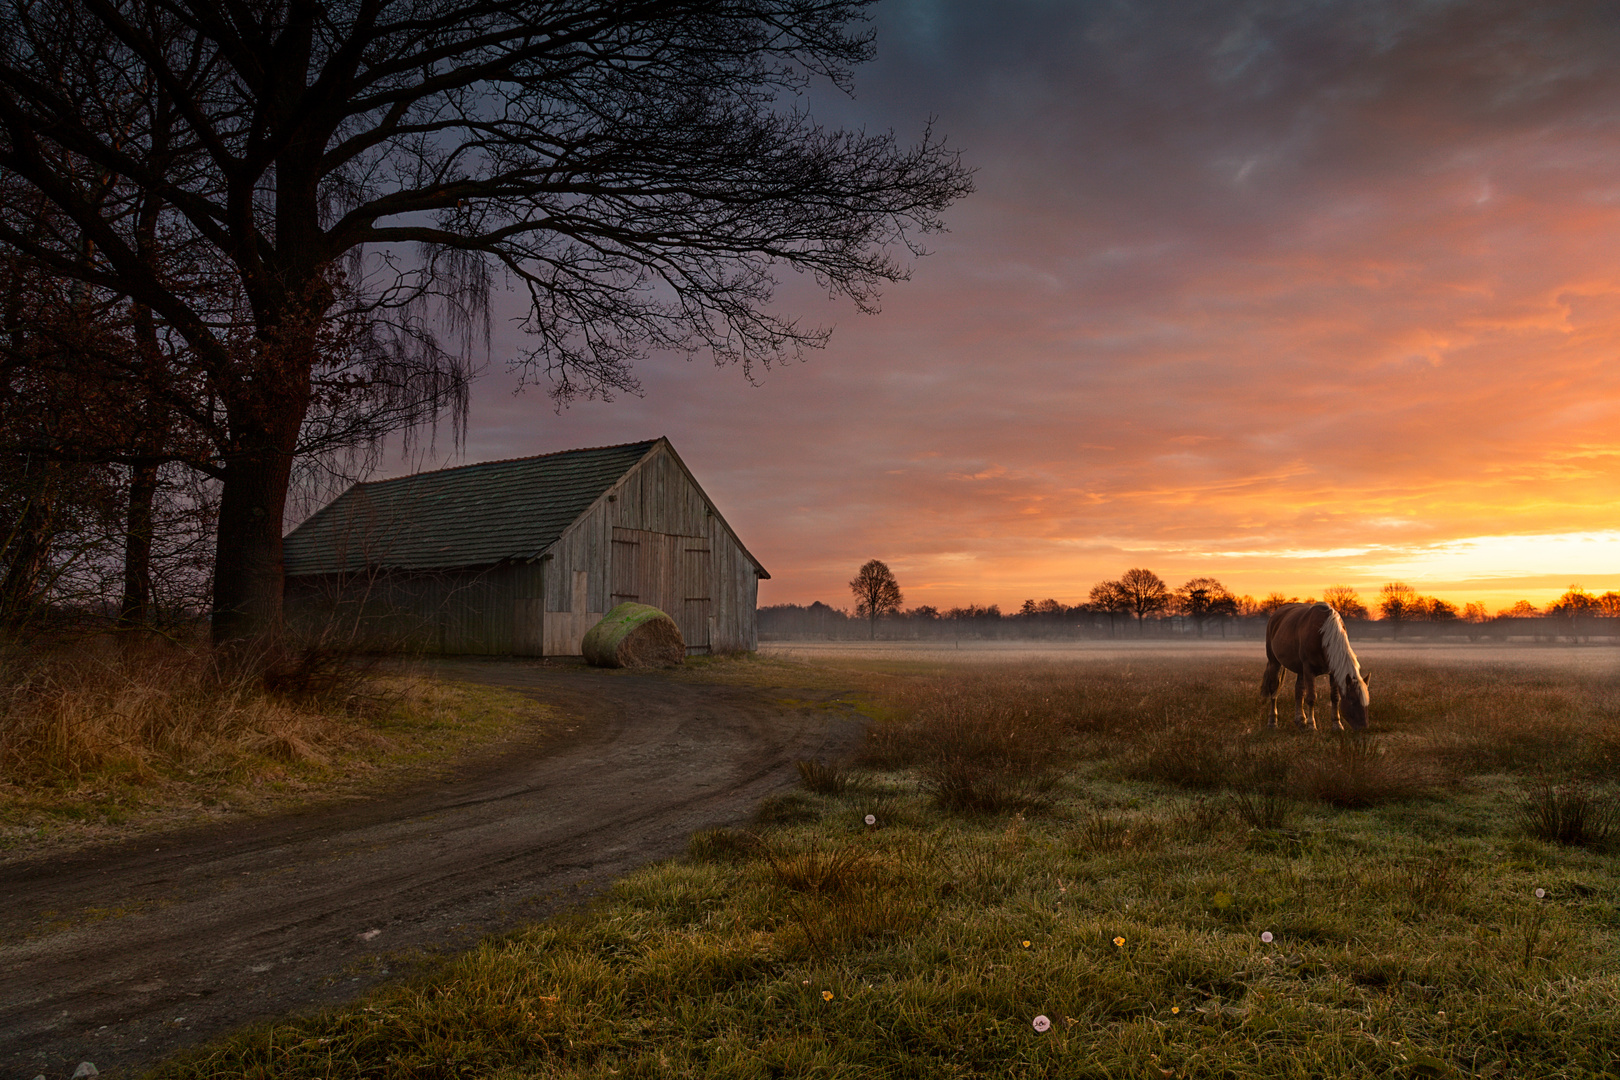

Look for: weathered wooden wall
[541,443,761,655]
[285,560,547,655]
[286,442,763,657]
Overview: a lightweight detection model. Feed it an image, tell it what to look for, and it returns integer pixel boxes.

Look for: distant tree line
[756,564,1620,642]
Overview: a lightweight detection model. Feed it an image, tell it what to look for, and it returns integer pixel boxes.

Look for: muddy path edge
[0,661,867,1080]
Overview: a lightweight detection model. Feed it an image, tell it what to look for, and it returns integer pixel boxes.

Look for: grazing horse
[1262,603,1369,730]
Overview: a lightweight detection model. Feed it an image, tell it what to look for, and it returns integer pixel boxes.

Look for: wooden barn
[281,438,768,656]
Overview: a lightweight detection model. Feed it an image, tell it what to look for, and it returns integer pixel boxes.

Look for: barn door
[681,542,711,651]
[610,531,641,606]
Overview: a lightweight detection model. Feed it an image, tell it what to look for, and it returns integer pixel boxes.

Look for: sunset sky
[382,0,1620,613]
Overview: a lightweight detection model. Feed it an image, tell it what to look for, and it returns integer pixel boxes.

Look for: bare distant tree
[1598,592,1620,619]
[1463,601,1490,623]
[849,559,904,640]
[1378,582,1418,639]
[1114,568,1170,635]
[0,1,973,645]
[1497,600,1539,618]
[1321,584,1368,621]
[1087,580,1129,636]
[1258,592,1299,616]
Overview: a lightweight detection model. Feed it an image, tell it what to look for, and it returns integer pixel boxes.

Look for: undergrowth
[0,635,552,852]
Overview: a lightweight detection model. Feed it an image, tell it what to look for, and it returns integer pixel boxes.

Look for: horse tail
[1319,608,1369,705]
[1261,664,1281,697]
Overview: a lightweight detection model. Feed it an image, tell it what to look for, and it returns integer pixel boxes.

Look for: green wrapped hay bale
[581,602,685,668]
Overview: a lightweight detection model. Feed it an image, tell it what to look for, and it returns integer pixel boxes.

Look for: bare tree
[1321,584,1368,621]
[1258,591,1300,616]
[0,1,974,646]
[1113,568,1170,636]
[1378,582,1417,639]
[849,559,903,640]
[1087,579,1130,636]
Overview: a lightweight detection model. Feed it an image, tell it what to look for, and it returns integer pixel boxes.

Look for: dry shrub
[1517,780,1619,849]
[0,633,380,790]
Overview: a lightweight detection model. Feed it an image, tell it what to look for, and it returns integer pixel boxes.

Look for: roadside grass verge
[147,655,1620,1079]
[0,637,555,858]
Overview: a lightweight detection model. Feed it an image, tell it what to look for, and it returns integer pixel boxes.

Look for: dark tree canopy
[0,0,972,643]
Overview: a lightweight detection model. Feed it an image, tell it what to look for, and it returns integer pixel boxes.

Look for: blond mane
[1319,607,1369,706]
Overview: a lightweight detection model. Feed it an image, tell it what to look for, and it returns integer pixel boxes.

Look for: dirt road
[0,662,864,1079]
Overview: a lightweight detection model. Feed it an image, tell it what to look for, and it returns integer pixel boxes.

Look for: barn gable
[282,438,767,656]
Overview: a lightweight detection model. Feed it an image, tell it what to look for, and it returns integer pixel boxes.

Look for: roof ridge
[355,438,661,488]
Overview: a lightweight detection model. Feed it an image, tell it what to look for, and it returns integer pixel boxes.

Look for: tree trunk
[119,462,159,628]
[0,492,53,628]
[210,403,307,647]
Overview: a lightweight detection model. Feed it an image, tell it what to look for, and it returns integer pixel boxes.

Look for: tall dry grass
[0,633,388,792]
[862,658,1620,810]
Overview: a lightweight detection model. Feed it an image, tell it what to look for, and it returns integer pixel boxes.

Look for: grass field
[149,649,1620,1078]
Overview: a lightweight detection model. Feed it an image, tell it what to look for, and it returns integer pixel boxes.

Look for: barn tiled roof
[282,440,657,575]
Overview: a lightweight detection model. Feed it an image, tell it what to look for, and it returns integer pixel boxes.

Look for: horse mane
[1318,607,1369,705]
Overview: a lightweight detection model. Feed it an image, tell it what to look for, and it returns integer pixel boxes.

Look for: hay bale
[581,602,685,668]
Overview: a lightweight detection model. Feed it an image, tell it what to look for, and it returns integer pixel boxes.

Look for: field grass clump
[794,757,850,793]
[1518,780,1619,849]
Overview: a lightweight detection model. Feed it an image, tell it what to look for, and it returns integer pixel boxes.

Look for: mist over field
[761,638,1620,673]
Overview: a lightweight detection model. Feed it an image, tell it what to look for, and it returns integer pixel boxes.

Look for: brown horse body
[1262,603,1369,730]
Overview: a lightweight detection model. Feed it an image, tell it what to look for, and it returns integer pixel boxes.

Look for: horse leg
[1294,667,1315,730]
[1261,658,1283,729]
[1329,680,1344,731]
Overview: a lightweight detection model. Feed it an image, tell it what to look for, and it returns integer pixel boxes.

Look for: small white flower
[1260,931,1274,944]
[1535,888,1546,899]
[865,814,877,826]
[1032,1014,1051,1033]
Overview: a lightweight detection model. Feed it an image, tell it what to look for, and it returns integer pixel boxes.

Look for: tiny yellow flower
[822,990,834,1001]
[1022,940,1031,948]
[1113,936,1125,947]
[1171,1006,1180,1014]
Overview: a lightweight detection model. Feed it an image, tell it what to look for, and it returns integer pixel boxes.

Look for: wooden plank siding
[284,439,765,657]
[539,442,761,655]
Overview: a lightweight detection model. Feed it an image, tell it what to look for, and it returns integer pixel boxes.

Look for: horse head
[1340,671,1369,729]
